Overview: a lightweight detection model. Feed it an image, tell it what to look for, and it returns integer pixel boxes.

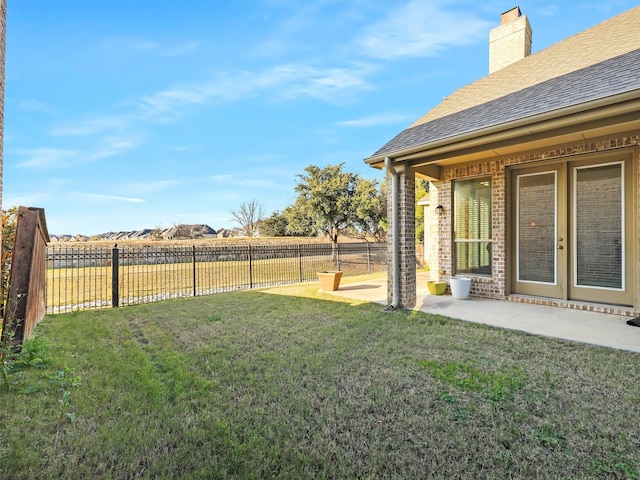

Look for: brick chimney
[489,6,532,73]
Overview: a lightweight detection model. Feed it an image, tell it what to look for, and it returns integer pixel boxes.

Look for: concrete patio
[327,272,640,354]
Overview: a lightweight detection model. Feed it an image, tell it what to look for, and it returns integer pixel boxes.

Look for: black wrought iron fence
[46,242,387,314]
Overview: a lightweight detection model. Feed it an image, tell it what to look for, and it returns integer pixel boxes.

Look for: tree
[149,224,165,241]
[286,164,358,245]
[231,199,264,237]
[261,211,289,237]
[348,177,386,242]
[286,163,386,245]
[415,179,430,243]
[282,205,316,237]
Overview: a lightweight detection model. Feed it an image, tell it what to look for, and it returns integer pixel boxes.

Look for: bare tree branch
[231,199,264,237]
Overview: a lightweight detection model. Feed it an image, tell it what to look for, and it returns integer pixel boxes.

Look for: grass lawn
[2,279,639,479]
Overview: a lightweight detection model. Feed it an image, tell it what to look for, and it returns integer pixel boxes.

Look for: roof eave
[365,88,640,168]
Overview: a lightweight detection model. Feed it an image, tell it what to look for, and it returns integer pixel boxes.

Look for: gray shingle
[370,49,640,159]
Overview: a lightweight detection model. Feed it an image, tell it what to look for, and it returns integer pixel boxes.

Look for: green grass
[2,280,639,479]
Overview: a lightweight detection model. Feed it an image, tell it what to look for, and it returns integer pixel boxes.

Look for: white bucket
[450,277,471,300]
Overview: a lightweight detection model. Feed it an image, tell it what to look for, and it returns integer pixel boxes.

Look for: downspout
[385,157,400,311]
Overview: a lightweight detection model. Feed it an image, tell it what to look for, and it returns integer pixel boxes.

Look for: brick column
[387,164,416,308]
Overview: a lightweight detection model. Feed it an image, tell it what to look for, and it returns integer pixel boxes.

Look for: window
[454,177,492,275]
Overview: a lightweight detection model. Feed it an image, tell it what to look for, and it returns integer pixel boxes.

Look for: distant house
[51,224,219,242]
[215,228,233,238]
[161,224,217,240]
[49,234,73,243]
[129,229,152,240]
[366,6,640,315]
[70,234,89,243]
[114,232,133,241]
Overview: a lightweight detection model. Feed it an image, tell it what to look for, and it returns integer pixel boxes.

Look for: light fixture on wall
[435,205,444,216]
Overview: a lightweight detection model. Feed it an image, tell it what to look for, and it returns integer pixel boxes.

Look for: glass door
[512,156,634,307]
[513,166,565,298]
[569,160,633,306]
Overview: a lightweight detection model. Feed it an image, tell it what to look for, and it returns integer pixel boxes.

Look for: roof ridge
[410,6,640,127]
[370,48,640,160]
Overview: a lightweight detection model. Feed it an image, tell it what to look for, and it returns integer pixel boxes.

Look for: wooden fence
[2,207,50,347]
[46,242,387,314]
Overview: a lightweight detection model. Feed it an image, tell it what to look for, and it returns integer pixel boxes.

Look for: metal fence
[46,242,387,314]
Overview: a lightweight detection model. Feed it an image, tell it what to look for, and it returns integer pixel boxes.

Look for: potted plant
[449,276,471,299]
[427,280,447,295]
[317,271,343,291]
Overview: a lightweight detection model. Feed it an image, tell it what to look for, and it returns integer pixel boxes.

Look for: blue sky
[4,0,638,235]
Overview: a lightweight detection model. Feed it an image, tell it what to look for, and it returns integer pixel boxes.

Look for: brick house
[365,6,640,315]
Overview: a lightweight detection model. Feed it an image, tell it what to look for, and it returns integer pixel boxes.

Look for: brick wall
[425,134,640,301]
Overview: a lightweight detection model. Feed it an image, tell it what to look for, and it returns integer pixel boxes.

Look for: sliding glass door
[512,156,634,306]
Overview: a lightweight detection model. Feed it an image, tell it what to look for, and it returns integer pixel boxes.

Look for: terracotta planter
[317,271,343,291]
[427,281,447,295]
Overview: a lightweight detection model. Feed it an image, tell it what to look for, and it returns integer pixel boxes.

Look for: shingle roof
[371,48,640,158]
[368,6,640,161]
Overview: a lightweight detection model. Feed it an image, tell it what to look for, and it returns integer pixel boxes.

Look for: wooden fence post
[1,207,50,347]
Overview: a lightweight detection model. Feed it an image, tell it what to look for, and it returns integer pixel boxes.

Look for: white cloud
[19,98,57,114]
[338,112,414,127]
[74,193,144,204]
[167,145,193,152]
[136,62,375,117]
[357,1,491,59]
[84,137,139,162]
[103,37,198,57]
[137,84,212,117]
[132,40,157,52]
[278,64,375,102]
[26,44,377,173]
[242,178,281,188]
[50,116,130,137]
[39,58,377,167]
[209,174,233,183]
[2,193,49,208]
[16,148,78,168]
[162,41,199,57]
[535,5,559,17]
[206,174,282,190]
[15,135,138,169]
[124,180,179,194]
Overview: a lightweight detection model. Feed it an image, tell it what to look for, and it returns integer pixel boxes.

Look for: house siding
[427,134,640,304]
[370,7,640,315]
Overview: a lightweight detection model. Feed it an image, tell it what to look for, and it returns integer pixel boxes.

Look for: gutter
[385,157,400,311]
[366,89,640,167]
